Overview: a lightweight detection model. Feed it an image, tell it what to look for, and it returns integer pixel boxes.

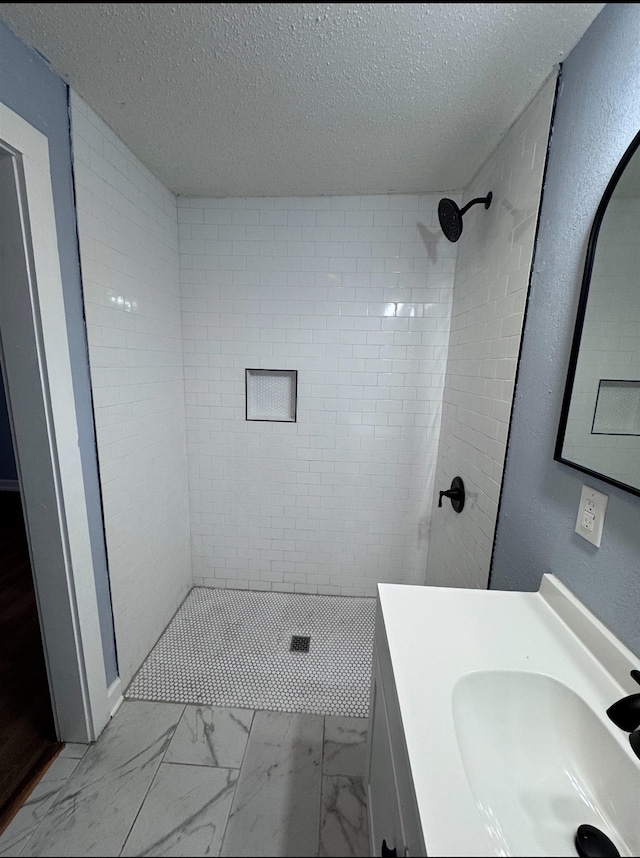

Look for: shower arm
[459,194,493,217]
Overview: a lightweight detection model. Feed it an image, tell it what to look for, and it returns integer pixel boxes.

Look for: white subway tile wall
[426,73,558,589]
[71,93,192,685]
[179,194,457,595]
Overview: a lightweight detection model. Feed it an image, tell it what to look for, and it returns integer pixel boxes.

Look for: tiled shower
[179,192,455,595]
[72,71,558,691]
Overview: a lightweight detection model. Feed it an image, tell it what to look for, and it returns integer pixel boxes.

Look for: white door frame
[0,101,110,742]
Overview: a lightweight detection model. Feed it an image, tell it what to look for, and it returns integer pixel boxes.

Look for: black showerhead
[438,192,492,242]
[438,198,464,243]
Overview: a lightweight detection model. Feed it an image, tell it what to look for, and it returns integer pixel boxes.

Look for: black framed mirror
[556,128,640,497]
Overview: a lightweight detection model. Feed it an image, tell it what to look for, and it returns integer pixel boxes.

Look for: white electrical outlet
[575,485,608,547]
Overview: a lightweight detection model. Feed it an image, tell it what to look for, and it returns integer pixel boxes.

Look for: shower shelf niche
[592,379,640,435]
[245,368,297,422]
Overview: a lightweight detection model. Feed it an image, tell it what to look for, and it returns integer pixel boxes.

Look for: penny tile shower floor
[126,588,376,718]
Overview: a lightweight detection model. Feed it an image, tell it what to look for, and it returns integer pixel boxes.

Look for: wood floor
[0,491,59,826]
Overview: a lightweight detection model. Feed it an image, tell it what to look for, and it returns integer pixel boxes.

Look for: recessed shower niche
[592,380,640,436]
[245,368,297,422]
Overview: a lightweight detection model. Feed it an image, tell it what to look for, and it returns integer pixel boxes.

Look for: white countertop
[377,575,640,857]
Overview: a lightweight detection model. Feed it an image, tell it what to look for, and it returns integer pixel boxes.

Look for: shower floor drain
[290,635,311,652]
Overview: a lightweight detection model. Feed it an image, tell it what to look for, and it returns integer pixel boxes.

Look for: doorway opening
[0,485,60,827]
[0,100,112,763]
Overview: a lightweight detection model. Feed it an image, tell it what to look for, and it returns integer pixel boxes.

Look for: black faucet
[607,670,640,759]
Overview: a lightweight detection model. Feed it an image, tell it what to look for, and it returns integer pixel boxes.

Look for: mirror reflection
[557,130,640,495]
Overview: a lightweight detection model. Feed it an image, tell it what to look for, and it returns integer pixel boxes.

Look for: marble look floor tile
[319,776,369,858]
[220,711,323,857]
[58,743,89,760]
[22,701,184,858]
[0,757,80,857]
[323,716,368,777]
[164,705,253,769]
[121,763,237,857]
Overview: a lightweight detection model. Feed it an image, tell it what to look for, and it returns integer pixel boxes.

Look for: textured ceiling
[0,3,605,197]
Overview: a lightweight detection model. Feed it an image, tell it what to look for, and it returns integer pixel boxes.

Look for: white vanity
[366,575,640,857]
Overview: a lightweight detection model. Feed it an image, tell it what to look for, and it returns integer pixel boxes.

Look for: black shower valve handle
[438,488,457,507]
[438,476,465,513]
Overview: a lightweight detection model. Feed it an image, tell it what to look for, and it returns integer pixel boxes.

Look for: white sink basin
[376,574,640,857]
[452,670,639,857]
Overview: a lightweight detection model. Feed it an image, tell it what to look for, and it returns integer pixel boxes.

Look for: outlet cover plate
[575,485,608,547]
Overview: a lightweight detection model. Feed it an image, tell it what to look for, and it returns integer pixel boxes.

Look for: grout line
[218,707,255,856]
[160,759,244,770]
[159,704,186,764]
[317,714,327,857]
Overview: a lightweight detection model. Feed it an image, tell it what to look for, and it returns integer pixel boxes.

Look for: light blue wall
[0,20,118,682]
[491,3,640,658]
